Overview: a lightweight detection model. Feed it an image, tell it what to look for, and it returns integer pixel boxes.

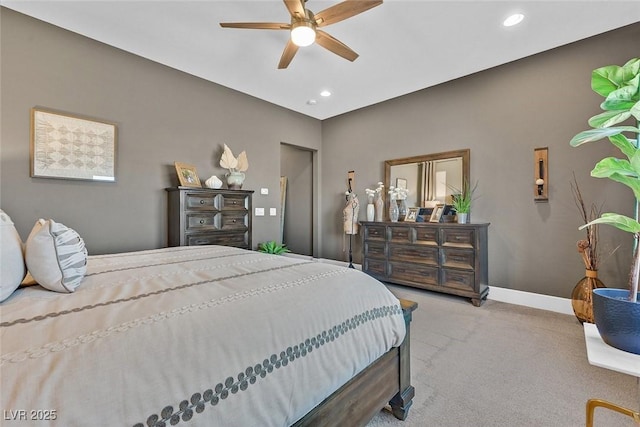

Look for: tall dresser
[166,187,253,249]
[361,221,489,306]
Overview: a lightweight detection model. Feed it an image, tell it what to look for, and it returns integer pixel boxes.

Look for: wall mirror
[384,149,470,208]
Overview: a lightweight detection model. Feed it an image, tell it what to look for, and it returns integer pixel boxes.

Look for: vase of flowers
[388,186,409,221]
[570,57,640,354]
[374,182,384,221]
[219,144,249,190]
[364,189,375,222]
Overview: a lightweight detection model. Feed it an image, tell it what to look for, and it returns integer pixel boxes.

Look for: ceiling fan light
[291,22,316,47]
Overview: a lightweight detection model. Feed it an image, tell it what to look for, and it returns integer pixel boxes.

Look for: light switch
[260,188,269,195]
[255,208,265,216]
[269,208,277,216]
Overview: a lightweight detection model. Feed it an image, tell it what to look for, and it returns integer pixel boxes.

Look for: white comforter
[1,246,406,426]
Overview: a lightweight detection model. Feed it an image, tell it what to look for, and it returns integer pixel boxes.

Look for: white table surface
[584,323,640,378]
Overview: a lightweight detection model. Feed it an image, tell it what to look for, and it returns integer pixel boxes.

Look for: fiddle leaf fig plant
[570,57,640,303]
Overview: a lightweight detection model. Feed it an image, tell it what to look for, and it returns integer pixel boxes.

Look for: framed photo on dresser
[405,207,419,222]
[429,204,445,223]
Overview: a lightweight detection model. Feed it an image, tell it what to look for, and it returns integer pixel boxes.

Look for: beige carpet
[367,284,639,427]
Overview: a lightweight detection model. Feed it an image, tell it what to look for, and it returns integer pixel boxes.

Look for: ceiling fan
[220,0,383,69]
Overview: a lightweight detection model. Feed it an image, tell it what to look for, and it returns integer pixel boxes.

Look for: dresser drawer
[186,213,220,230]
[441,248,475,270]
[388,261,438,286]
[441,228,475,248]
[364,224,386,241]
[363,257,386,277]
[415,227,438,245]
[221,213,248,230]
[221,193,248,210]
[389,244,438,266]
[388,226,413,243]
[186,232,248,248]
[441,268,475,292]
[364,241,386,259]
[185,193,219,210]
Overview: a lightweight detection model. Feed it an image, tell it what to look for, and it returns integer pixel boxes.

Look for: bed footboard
[293,298,417,426]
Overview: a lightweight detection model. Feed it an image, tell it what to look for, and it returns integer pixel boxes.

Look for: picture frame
[30,107,117,181]
[396,177,407,190]
[175,162,201,187]
[417,207,434,222]
[405,207,419,222]
[429,204,445,223]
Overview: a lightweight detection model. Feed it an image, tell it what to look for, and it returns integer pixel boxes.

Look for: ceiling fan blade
[315,30,358,62]
[283,0,306,19]
[278,39,299,69]
[314,0,382,27]
[220,22,290,30]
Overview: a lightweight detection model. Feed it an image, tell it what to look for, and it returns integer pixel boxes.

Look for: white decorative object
[25,219,87,293]
[366,203,375,221]
[205,175,223,189]
[0,209,26,302]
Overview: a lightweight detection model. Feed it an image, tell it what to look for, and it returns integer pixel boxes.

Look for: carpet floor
[367,284,639,427]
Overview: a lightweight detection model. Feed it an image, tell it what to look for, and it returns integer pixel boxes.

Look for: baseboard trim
[285,255,574,316]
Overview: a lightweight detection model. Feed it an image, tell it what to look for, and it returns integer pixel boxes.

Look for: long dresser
[360,221,489,306]
[166,187,253,249]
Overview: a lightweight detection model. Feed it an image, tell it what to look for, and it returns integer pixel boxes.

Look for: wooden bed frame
[294,299,417,426]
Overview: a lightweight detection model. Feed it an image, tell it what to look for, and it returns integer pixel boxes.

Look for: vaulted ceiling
[4,1,640,119]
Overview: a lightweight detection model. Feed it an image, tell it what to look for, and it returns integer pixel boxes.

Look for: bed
[1,243,415,426]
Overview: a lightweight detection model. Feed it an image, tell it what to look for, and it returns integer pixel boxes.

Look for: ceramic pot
[226,171,245,190]
[592,288,640,355]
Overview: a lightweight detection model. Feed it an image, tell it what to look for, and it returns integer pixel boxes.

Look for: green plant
[448,180,478,214]
[257,240,291,255]
[570,57,640,303]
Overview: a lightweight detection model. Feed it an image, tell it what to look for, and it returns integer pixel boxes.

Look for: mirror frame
[384,149,470,216]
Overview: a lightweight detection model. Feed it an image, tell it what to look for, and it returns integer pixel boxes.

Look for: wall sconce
[534,147,548,202]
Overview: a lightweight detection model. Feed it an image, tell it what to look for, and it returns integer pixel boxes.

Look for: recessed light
[307,99,317,105]
[503,13,524,27]
[320,90,331,97]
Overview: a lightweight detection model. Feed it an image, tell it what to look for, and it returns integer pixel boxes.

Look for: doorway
[280,143,314,256]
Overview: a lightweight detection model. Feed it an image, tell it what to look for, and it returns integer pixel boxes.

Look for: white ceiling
[3,1,640,120]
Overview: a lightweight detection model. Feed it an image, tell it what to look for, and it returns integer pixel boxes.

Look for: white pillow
[25,219,88,293]
[0,209,26,302]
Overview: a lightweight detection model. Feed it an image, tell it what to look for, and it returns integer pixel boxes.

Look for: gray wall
[321,23,640,298]
[2,7,639,299]
[0,8,321,254]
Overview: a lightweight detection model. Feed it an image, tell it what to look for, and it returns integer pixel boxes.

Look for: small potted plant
[257,240,291,255]
[449,180,478,224]
[570,57,640,354]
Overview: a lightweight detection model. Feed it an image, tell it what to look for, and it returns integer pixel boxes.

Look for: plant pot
[456,213,468,224]
[592,288,640,355]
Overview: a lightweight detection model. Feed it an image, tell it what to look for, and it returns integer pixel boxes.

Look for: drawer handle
[200,200,205,205]
[232,201,238,205]
[200,219,205,224]
[232,219,236,223]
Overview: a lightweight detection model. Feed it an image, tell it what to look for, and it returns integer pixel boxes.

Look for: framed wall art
[174,162,201,187]
[30,107,117,182]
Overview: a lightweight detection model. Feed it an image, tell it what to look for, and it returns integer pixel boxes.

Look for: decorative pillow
[0,209,26,302]
[25,219,88,293]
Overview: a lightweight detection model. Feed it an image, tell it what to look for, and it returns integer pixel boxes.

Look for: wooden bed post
[390,299,417,420]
